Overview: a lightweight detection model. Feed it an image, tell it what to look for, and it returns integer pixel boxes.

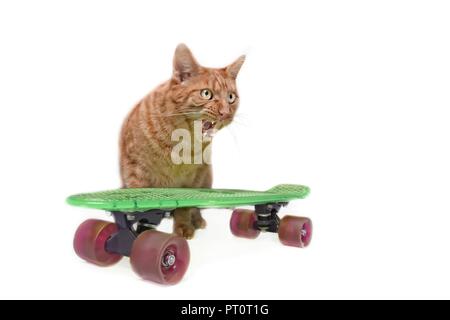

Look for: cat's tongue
[202,120,216,138]
[203,120,214,131]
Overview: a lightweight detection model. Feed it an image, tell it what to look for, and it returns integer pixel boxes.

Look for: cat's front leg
[191,208,207,229]
[173,208,195,239]
[190,168,211,230]
[192,166,212,229]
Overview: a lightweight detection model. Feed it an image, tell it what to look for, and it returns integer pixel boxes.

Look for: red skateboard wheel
[130,230,190,285]
[229,209,260,239]
[73,219,122,266]
[278,215,313,248]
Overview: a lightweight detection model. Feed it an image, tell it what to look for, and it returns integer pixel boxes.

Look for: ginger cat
[120,44,245,239]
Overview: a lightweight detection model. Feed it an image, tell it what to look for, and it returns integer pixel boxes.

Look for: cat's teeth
[202,120,216,131]
[202,120,217,138]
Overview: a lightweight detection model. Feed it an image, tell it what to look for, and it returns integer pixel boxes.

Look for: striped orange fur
[120,44,245,239]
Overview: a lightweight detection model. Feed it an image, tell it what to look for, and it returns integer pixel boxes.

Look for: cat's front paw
[174,222,196,240]
[192,212,207,229]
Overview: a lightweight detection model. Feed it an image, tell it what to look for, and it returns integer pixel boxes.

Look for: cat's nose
[218,111,232,120]
[218,106,232,120]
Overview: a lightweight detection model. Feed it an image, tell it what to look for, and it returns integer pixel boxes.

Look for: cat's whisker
[147,111,201,118]
[224,126,241,150]
[233,112,249,119]
[231,113,250,125]
[229,118,249,127]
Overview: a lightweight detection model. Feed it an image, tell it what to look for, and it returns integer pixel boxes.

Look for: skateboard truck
[106,210,169,256]
[107,202,286,256]
[254,203,286,233]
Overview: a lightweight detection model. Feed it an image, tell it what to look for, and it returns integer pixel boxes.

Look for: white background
[0,0,449,299]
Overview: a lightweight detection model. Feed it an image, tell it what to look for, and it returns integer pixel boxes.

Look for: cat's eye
[228,93,237,104]
[200,89,213,100]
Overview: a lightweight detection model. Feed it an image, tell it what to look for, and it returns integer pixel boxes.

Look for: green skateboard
[67,184,312,285]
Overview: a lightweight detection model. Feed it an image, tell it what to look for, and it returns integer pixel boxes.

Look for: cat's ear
[173,43,200,82]
[226,55,246,79]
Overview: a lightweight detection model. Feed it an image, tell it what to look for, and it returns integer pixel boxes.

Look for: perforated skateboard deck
[68,183,313,284]
[66,184,310,212]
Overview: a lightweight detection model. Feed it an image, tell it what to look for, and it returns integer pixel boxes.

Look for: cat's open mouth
[202,120,217,138]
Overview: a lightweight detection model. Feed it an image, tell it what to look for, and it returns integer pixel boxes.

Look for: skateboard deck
[66,184,310,212]
[68,183,312,285]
